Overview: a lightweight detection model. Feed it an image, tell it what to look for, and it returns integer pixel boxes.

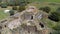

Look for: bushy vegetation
[7,0,30,6]
[48,7,60,22]
[9,10,14,16]
[48,12,59,22]
[0,3,7,8]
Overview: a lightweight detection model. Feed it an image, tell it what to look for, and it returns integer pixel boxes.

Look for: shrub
[1,3,7,8]
[12,6,17,10]
[19,1,27,6]
[39,6,51,13]
[1,5,7,8]
[9,10,14,16]
[48,12,59,22]
[8,1,16,6]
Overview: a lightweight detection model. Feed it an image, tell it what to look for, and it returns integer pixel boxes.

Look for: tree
[48,12,59,22]
[19,0,31,6]
[1,2,7,8]
[6,0,31,6]
[9,10,14,16]
[39,6,51,13]
[8,0,15,6]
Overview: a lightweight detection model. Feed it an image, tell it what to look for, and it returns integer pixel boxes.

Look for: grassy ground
[31,0,60,3]
[29,2,60,13]
[0,6,12,20]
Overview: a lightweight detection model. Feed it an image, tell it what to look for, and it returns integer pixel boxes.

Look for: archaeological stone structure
[0,6,50,34]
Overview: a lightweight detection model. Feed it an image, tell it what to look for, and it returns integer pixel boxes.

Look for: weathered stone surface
[0,6,50,34]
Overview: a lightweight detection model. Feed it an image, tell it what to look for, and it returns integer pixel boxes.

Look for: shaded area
[39,23,44,28]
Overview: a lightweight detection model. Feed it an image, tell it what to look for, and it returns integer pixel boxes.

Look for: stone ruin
[0,6,50,34]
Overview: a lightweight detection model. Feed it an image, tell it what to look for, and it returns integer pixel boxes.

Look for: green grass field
[31,0,60,3]
[0,11,8,20]
[0,6,12,20]
[30,2,59,12]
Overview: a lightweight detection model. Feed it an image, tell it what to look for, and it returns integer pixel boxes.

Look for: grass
[0,6,12,20]
[42,18,57,28]
[0,11,8,20]
[29,2,60,13]
[30,0,60,3]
